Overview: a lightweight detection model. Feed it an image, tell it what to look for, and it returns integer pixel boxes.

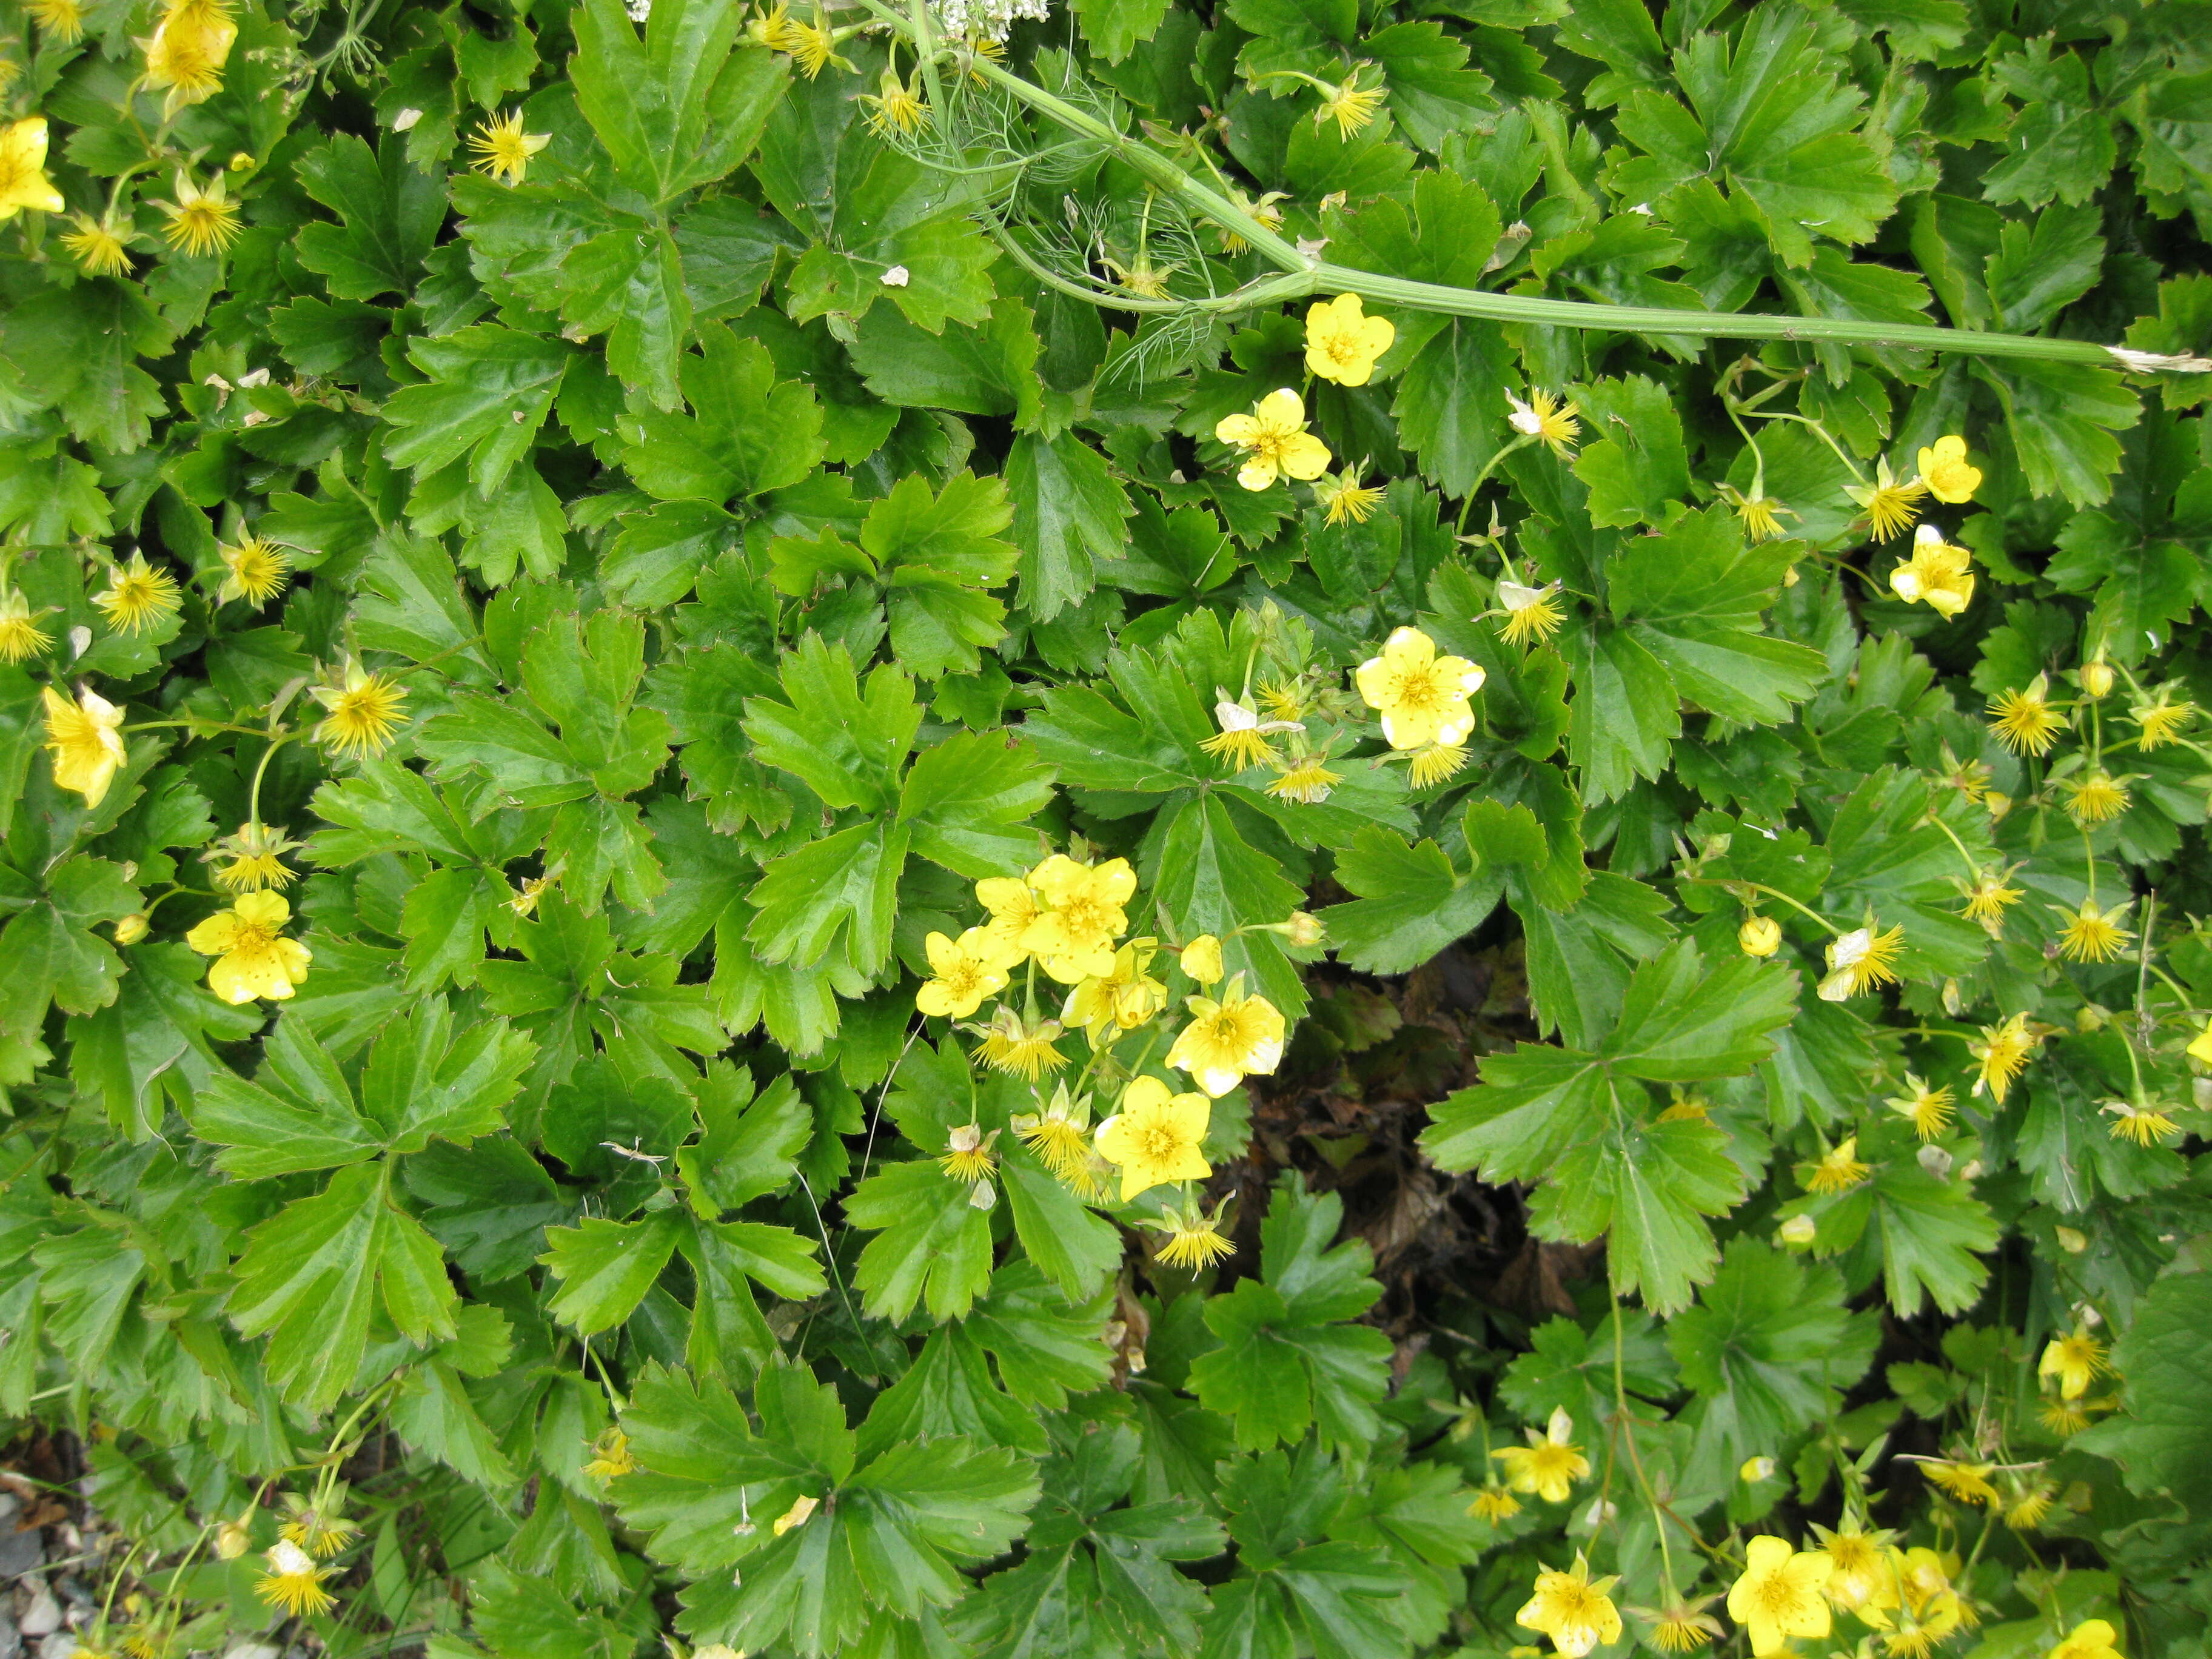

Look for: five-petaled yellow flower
[1216,389,1332,492]
[974,872,1044,968]
[1889,525,1975,618]
[1726,1536,1832,1657]
[1304,293,1395,386]
[42,685,129,808]
[0,118,65,222]
[914,927,1008,1018]
[1065,938,1168,1041]
[1515,1553,1623,1658]
[1356,625,1484,750]
[2048,1618,2123,1659]
[1492,1407,1589,1504]
[1165,976,1285,1096]
[1092,1075,1212,1201]
[188,890,313,1005]
[469,110,551,186]
[1969,1011,2039,1102]
[1916,435,1982,504]
[140,0,237,111]
[1022,854,1136,984]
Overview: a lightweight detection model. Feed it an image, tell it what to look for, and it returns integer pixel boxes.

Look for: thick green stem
[862,0,2210,371]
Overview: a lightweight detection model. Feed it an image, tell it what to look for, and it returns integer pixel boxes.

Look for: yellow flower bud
[113,912,150,945]
[1179,934,1224,984]
[1778,1214,1816,1247]
[2081,656,2113,699]
[216,1519,252,1559]
[228,150,255,172]
[2054,1226,2088,1255]
[1738,916,1781,957]
[1284,911,1323,948]
[1740,1456,1777,1483]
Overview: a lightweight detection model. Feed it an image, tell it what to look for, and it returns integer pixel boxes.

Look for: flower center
[1134,1122,1184,1162]
[1752,1570,1805,1620]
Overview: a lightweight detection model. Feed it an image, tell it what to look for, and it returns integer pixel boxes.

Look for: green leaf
[561,225,695,412]
[1972,358,2138,506]
[1319,826,1501,975]
[227,1163,458,1412]
[846,1159,996,1323]
[541,1209,688,1335]
[624,323,825,503]
[2076,1270,2212,1509]
[1077,0,1171,62]
[294,133,445,303]
[382,326,575,495]
[1005,433,1131,623]
[1188,1180,1392,1450]
[1570,375,1689,528]
[570,0,787,203]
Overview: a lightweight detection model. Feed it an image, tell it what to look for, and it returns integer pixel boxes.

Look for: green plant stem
[1678,875,1840,935]
[857,1,2202,368]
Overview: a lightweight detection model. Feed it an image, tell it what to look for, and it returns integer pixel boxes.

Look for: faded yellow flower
[42,685,129,807]
[1266,752,1342,802]
[140,0,237,111]
[1816,920,1903,1001]
[218,535,291,606]
[1165,976,1285,1096]
[581,1427,635,1481]
[1885,1074,1955,1139]
[1201,696,1301,769]
[2060,770,2129,826]
[1304,292,1395,386]
[1988,674,2068,756]
[1315,465,1385,526]
[937,1121,998,1187]
[312,659,408,757]
[158,170,243,258]
[1407,741,1467,788]
[1919,1458,2000,1507]
[2132,691,2194,748]
[1805,1136,1871,1195]
[976,1007,1067,1081]
[253,1541,333,1618]
[61,214,134,278]
[469,110,550,186]
[1846,457,1926,541]
[187,890,312,1005]
[1216,389,1332,491]
[859,65,928,136]
[1093,1075,1212,1200]
[209,821,299,893]
[1010,1084,1090,1181]
[1356,625,1484,749]
[1497,578,1566,648]
[1147,1200,1235,1269]
[28,0,85,43]
[2056,899,2131,964]
[1508,389,1580,456]
[1468,1483,1522,1523]
[0,587,53,663]
[2102,1096,2178,1145]
[1314,65,1385,138]
[95,553,181,633]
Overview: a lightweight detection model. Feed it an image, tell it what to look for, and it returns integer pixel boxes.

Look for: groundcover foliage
[3,0,2212,1651]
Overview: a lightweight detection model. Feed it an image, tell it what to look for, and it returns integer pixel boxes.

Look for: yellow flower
[1304,293,1395,386]
[1166,977,1285,1096]
[158,170,243,257]
[1515,1553,1623,1658]
[1962,868,2022,925]
[2055,899,2131,964]
[2190,1016,2212,1066]
[1010,1085,1090,1181]
[1806,1136,1871,1195]
[1315,466,1385,526]
[278,1495,359,1559]
[1809,1519,1897,1617]
[42,685,129,808]
[976,1007,1066,1080]
[1497,578,1566,647]
[1634,1600,1725,1653]
[1726,1536,1833,1657]
[974,874,1044,969]
[0,118,65,221]
[218,535,291,606]
[469,110,551,186]
[1492,1408,1589,1504]
[2006,1480,2057,1530]
[1889,525,1976,619]
[508,875,551,917]
[1064,938,1168,1042]
[1021,854,1136,984]
[1816,920,1904,1001]
[915,927,1009,1018]
[1738,916,1781,957]
[1885,1074,1955,1139]
[95,554,182,634]
[2102,1097,2178,1145]
[187,890,313,1005]
[1266,753,1342,802]
[773,1494,819,1536]
[1093,1075,1212,1200]
[2048,1619,2123,1659]
[1969,1013,2039,1102]
[1214,187,1287,255]
[312,659,408,757]
[1314,65,1385,138]
[2040,1395,2091,1436]
[2131,691,2194,748]
[581,1428,635,1481]
[1723,484,1791,541]
[61,214,134,278]
[1741,1456,1777,1483]
[2060,770,2129,826]
[1201,697,1302,769]
[1467,1483,1522,1523]
[1216,389,1332,492]
[1508,389,1580,456]
[253,1540,334,1618]
[1988,674,2068,756]
[1919,1458,2000,1507]
[140,0,236,111]
[0,587,53,663]
[859,65,928,136]
[1355,625,1485,750]
[1147,1201,1235,1269]
[1179,935,1224,984]
[1257,679,1308,722]
[1407,741,1467,788]
[210,821,298,893]
[1915,435,1982,504]
[938,1121,999,1186]
[29,0,85,43]
[1846,458,1928,541]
